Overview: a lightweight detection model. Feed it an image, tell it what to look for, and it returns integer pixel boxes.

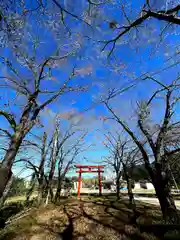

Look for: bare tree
[3,1,180,59]
[103,132,141,202]
[103,131,142,224]
[123,148,142,204]
[121,147,142,224]
[14,133,51,204]
[43,120,78,203]
[104,80,180,224]
[0,51,86,199]
[37,132,50,203]
[103,132,124,199]
[17,118,87,204]
[54,127,88,202]
[102,3,180,56]
[45,124,59,203]
[25,172,36,203]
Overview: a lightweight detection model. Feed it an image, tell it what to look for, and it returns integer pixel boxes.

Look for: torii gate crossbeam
[75,165,104,197]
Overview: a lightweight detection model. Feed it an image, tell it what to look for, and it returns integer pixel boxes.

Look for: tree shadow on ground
[79,200,146,240]
[60,205,75,240]
[0,202,24,228]
[1,197,180,240]
[80,197,180,240]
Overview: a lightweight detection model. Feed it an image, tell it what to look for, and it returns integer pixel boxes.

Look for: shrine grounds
[1,195,180,240]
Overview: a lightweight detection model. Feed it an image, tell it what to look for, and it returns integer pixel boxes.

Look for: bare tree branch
[103,4,180,55]
[36,53,71,90]
[52,0,91,26]
[156,90,172,162]
[0,110,16,131]
[0,128,12,138]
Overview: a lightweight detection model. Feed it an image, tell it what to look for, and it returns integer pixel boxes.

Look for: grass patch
[6,193,37,204]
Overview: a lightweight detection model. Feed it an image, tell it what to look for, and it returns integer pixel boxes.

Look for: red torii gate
[75,165,104,197]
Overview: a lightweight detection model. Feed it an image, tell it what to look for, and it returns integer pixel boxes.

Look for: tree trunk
[0,176,13,208]
[42,182,50,204]
[50,187,54,202]
[0,132,23,198]
[149,161,180,224]
[144,163,180,223]
[155,180,180,224]
[37,132,47,204]
[0,168,12,200]
[55,180,62,203]
[45,189,50,205]
[26,179,36,202]
[122,163,134,205]
[43,181,54,204]
[37,179,46,204]
[46,131,58,203]
[123,165,138,224]
[127,177,134,205]
[37,168,45,203]
[126,176,138,225]
[116,177,120,200]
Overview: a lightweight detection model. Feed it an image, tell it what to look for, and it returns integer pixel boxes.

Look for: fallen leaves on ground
[0,196,169,240]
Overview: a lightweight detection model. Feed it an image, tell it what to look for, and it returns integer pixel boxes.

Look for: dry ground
[0,196,179,240]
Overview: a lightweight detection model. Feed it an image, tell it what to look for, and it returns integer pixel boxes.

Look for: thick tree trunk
[46,179,54,202]
[0,176,13,208]
[55,180,62,203]
[43,180,54,204]
[37,163,46,204]
[155,180,180,224]
[38,168,45,202]
[43,184,52,203]
[0,95,40,200]
[150,162,180,224]
[0,132,23,198]
[37,179,46,204]
[145,166,180,223]
[43,185,53,205]
[0,168,12,200]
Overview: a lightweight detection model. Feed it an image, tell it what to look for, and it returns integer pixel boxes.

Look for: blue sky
[0,0,180,179]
